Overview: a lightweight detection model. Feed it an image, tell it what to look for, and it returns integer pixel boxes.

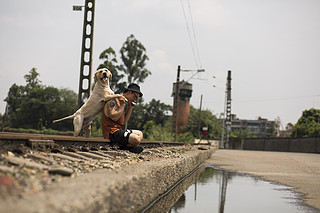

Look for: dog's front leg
[104,94,127,102]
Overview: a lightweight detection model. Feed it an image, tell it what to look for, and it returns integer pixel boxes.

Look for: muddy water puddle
[144,164,319,213]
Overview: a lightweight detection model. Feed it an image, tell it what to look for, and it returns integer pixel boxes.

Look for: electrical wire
[180,0,202,69]
[187,0,202,68]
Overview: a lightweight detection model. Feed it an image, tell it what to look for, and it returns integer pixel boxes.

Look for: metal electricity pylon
[221,70,232,148]
[74,0,95,108]
[225,70,232,148]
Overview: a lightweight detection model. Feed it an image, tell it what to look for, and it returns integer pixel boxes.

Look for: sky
[1,0,320,129]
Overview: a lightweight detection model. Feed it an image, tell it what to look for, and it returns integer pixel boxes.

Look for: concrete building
[231,114,274,137]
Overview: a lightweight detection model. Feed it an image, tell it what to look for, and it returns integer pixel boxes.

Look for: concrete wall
[228,137,320,153]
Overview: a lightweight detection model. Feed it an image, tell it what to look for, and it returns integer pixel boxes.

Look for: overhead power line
[187,0,202,68]
[180,0,202,69]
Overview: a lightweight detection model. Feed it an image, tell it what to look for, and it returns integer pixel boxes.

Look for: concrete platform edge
[1,147,214,213]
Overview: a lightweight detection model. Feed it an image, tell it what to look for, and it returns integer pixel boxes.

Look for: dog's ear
[94,71,98,81]
[108,70,112,81]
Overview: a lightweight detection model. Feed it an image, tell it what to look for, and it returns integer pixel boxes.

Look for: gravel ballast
[0,145,215,212]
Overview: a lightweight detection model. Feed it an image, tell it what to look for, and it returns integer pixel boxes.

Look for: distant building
[231,114,274,137]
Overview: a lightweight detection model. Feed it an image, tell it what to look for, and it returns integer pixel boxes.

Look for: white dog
[53,68,122,137]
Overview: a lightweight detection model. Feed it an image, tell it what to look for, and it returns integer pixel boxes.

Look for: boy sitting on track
[101,83,143,153]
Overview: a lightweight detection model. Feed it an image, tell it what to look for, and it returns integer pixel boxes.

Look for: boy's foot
[120,145,144,154]
[129,145,144,154]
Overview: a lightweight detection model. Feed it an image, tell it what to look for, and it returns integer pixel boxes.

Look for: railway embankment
[0,132,216,212]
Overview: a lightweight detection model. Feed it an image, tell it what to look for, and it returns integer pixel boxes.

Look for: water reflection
[145,164,320,213]
[218,170,228,213]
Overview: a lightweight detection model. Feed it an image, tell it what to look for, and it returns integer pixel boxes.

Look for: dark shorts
[109,129,132,146]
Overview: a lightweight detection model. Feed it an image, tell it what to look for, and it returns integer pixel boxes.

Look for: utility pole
[172,65,181,142]
[225,70,232,148]
[76,0,95,108]
[197,94,203,139]
[221,89,227,148]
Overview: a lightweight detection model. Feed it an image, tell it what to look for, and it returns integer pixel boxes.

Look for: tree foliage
[143,120,174,142]
[183,105,222,139]
[97,47,126,94]
[98,34,151,93]
[142,120,195,143]
[230,128,256,138]
[141,104,222,142]
[4,68,77,131]
[290,108,320,137]
[127,99,171,130]
[119,34,151,84]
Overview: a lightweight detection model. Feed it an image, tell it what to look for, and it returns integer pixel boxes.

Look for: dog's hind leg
[82,119,93,138]
[73,114,84,137]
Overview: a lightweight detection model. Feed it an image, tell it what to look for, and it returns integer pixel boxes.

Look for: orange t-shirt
[101,98,125,139]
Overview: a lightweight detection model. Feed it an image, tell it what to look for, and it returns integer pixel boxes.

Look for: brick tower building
[172,81,193,134]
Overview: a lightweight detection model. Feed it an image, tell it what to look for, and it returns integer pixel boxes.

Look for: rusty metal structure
[77,0,95,108]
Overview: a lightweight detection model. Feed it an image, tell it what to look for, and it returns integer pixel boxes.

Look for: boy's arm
[104,98,126,121]
[124,104,134,124]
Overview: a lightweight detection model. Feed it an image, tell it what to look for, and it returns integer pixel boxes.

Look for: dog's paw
[118,95,128,102]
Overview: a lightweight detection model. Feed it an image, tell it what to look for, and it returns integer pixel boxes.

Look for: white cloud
[149,49,175,74]
[190,0,229,28]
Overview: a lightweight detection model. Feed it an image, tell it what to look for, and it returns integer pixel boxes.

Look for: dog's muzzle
[101,72,108,83]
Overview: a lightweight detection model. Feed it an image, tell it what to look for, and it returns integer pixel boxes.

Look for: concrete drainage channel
[0,135,216,212]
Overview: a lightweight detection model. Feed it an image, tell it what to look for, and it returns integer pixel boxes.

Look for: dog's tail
[52,115,75,123]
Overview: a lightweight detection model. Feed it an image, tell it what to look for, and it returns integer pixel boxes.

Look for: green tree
[119,34,151,84]
[184,105,222,139]
[97,47,126,94]
[143,120,194,143]
[143,99,171,126]
[127,99,171,130]
[266,121,277,137]
[230,128,256,138]
[126,99,145,130]
[4,68,77,130]
[50,88,77,131]
[143,120,173,141]
[24,68,42,90]
[291,108,320,137]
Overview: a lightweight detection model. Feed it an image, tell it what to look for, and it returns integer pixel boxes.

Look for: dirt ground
[205,149,320,211]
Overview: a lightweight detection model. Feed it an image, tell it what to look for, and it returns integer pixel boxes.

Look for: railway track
[0,132,201,200]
